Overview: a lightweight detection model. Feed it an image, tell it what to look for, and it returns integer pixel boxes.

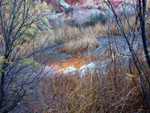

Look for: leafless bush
[0,0,52,112]
[105,0,150,109]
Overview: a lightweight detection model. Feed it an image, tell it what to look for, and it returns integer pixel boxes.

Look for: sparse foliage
[0,0,52,112]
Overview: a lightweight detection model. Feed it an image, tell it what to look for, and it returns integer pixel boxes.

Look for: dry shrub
[44,16,141,53]
[38,73,146,112]
[54,23,109,41]
[23,33,149,112]
[110,16,138,35]
[53,25,81,42]
[51,24,109,53]
[37,52,149,113]
[147,0,150,11]
[39,74,104,113]
[145,17,150,44]
[90,23,109,37]
[63,35,98,53]
[110,14,150,37]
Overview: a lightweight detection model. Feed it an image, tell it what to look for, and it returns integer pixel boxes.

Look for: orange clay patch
[49,56,99,73]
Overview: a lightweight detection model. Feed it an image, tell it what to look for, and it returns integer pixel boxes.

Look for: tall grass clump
[29,40,149,112]
[50,24,110,53]
[36,52,149,112]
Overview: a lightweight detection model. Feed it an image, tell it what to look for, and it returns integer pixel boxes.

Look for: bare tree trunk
[139,0,150,69]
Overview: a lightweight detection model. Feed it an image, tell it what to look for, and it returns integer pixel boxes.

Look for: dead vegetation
[34,51,149,113]
[26,2,150,112]
[45,15,150,54]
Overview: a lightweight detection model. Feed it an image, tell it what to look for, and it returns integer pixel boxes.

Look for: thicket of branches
[0,0,150,112]
[106,0,150,109]
[0,0,52,112]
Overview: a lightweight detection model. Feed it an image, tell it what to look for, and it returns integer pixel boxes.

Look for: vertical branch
[0,0,6,40]
[106,0,150,107]
[0,0,6,109]
[139,0,150,69]
[0,54,9,110]
[139,0,150,108]
[143,1,149,67]
[7,0,17,49]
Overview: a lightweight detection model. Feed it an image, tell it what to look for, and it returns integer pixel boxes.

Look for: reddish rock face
[41,0,82,11]
[64,0,81,5]
[46,0,136,29]
[41,0,61,10]
[42,0,136,11]
[42,0,101,7]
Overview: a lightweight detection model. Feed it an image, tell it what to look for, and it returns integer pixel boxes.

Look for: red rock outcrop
[46,0,137,29]
[41,0,61,10]
[42,0,135,10]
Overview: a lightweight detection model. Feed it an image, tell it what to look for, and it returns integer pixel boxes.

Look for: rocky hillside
[42,0,136,11]
[44,0,137,29]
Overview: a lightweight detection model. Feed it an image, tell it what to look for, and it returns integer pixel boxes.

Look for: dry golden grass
[37,55,148,113]
[35,15,146,54]
[49,16,140,53]
[147,0,150,11]
[50,24,109,53]
[109,16,139,36]
[30,43,149,112]
[145,16,150,40]
[109,16,150,38]
[63,36,98,53]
